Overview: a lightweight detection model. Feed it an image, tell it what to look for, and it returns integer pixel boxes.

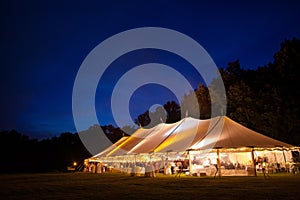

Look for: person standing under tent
[96,162,101,173]
[262,157,269,178]
[88,163,92,172]
[212,158,219,178]
[165,162,172,175]
[150,162,156,177]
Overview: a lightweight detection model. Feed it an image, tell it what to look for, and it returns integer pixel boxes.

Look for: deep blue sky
[1,0,300,138]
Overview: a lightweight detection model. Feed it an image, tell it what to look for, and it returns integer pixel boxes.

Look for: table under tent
[84,116,300,176]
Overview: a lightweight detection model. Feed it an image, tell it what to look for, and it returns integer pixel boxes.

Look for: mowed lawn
[1,172,300,200]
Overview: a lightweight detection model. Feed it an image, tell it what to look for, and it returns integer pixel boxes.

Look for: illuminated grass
[1,172,299,199]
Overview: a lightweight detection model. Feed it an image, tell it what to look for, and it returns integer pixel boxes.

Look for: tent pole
[217,149,221,177]
[188,150,192,176]
[273,152,278,163]
[282,148,287,172]
[251,148,257,176]
[282,148,287,163]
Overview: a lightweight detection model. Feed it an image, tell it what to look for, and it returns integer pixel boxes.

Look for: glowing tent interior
[84,116,299,176]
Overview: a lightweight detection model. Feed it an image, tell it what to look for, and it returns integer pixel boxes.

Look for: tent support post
[282,149,287,163]
[188,151,192,176]
[273,152,278,163]
[217,149,221,177]
[282,148,287,172]
[251,148,257,176]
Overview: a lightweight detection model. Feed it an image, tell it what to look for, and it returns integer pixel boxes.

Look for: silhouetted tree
[135,110,150,127]
[135,101,181,127]
[164,101,181,123]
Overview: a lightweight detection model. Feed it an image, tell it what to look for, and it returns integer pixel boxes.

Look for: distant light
[73,162,77,166]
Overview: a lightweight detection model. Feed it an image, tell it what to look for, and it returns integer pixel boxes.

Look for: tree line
[0,37,299,173]
[0,126,127,173]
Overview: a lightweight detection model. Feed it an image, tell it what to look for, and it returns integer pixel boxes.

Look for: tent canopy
[91,116,297,160]
[190,116,294,150]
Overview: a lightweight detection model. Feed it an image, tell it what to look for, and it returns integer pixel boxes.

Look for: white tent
[86,116,299,176]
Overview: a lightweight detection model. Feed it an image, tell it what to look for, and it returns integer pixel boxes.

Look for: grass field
[1,172,300,200]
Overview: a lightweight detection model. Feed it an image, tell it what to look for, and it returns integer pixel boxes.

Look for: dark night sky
[1,0,300,138]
